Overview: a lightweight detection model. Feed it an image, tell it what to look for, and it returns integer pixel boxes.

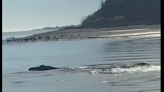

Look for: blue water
[2,29,161,92]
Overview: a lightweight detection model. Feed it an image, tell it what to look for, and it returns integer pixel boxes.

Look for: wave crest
[67,62,160,74]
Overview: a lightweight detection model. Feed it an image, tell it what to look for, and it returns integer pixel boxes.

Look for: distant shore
[3,24,160,43]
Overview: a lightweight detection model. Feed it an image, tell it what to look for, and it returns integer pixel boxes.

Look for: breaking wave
[88,65,160,74]
[65,62,160,74]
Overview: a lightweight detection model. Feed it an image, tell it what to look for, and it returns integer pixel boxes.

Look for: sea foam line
[89,65,161,74]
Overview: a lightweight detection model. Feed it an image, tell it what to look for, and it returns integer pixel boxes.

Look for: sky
[3,0,102,32]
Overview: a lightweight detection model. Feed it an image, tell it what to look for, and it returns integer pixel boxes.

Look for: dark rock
[29,65,59,71]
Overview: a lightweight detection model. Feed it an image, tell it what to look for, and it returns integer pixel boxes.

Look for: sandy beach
[4,24,160,43]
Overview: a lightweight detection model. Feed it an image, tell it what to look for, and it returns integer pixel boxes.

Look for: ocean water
[2,29,160,92]
[2,29,57,40]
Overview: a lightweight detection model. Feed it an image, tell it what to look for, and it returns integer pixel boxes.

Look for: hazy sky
[3,0,102,32]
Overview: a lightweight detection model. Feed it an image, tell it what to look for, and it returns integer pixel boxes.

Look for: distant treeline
[79,0,160,28]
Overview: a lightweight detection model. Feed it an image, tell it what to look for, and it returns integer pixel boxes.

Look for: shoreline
[3,24,161,44]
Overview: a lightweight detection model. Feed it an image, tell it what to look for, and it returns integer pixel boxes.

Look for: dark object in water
[29,65,59,71]
[121,62,150,68]
[135,62,150,66]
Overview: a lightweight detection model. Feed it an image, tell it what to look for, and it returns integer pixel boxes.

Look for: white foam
[68,65,88,69]
[89,70,98,74]
[89,65,160,74]
[102,81,109,83]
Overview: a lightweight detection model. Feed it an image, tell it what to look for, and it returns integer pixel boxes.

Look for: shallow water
[2,29,160,92]
[2,29,57,40]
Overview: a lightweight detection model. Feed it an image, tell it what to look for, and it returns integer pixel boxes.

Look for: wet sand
[4,24,161,43]
[27,25,160,39]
